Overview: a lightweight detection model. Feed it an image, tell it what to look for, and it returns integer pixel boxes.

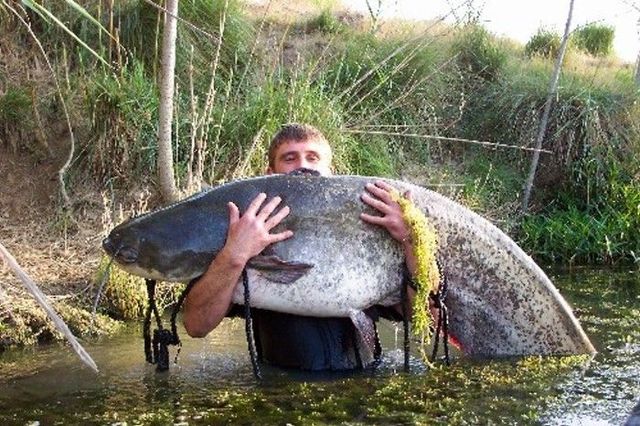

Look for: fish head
[101,197,228,282]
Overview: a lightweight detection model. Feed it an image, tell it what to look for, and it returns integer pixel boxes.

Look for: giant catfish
[102,174,596,358]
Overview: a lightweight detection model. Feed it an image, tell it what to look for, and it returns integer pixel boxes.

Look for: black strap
[401,269,411,372]
[143,279,157,364]
[242,269,262,380]
[143,279,183,372]
[429,259,450,366]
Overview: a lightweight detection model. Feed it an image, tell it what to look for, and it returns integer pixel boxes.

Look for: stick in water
[0,241,99,373]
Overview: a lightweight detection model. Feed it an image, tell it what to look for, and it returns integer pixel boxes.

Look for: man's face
[267,138,333,176]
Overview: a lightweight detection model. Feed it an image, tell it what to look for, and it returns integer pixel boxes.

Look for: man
[183,123,417,370]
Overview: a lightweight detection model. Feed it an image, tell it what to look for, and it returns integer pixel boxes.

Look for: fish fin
[349,309,377,366]
[248,255,313,284]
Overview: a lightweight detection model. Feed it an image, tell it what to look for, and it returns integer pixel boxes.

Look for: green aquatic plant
[94,255,186,320]
[95,255,147,320]
[390,190,440,347]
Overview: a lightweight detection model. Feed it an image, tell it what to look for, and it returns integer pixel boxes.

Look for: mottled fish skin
[625,399,640,426]
[103,174,596,357]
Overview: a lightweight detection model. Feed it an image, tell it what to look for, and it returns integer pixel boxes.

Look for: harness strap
[401,269,411,372]
[429,259,450,365]
[143,279,183,371]
[143,279,157,364]
[242,269,262,380]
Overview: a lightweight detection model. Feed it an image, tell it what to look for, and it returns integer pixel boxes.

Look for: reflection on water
[1,268,639,424]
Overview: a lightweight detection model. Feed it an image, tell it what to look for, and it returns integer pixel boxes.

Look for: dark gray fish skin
[102,174,596,358]
[626,399,640,426]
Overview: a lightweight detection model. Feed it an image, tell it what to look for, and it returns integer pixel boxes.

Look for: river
[1,267,638,424]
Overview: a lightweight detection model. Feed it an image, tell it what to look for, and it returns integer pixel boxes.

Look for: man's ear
[266,166,274,175]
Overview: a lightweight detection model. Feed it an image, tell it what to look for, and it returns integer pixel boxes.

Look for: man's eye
[307,155,319,162]
[284,155,296,162]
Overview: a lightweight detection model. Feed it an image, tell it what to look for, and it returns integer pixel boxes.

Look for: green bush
[572,24,614,56]
[0,87,31,122]
[0,87,37,153]
[457,59,638,210]
[83,61,159,181]
[519,182,640,264]
[452,25,506,81]
[306,9,344,34]
[525,28,561,58]
[116,0,253,87]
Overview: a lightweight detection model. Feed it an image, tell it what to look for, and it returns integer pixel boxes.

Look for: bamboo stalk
[0,242,99,373]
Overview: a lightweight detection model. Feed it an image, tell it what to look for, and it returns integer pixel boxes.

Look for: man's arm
[360,181,417,317]
[183,193,293,338]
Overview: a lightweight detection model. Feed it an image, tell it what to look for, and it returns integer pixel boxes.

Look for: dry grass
[0,143,161,347]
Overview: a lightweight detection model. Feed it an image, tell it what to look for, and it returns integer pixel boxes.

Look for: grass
[519,182,640,265]
[82,60,159,181]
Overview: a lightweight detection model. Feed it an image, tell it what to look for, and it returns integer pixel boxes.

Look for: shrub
[572,24,614,56]
[306,9,344,34]
[0,87,33,151]
[116,0,253,85]
[525,28,561,58]
[452,25,506,81]
[83,61,159,181]
[519,182,640,264]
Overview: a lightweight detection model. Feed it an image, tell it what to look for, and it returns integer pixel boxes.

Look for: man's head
[266,123,333,176]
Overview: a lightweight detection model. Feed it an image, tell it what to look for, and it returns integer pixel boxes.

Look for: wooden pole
[0,242,99,373]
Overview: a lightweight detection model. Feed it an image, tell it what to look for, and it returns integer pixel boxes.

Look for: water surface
[1,268,638,424]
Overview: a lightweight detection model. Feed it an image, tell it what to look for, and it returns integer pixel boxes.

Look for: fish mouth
[102,237,138,264]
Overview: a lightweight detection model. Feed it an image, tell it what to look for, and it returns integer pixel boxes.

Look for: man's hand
[223,193,293,266]
[183,193,291,338]
[360,181,411,243]
[361,180,417,318]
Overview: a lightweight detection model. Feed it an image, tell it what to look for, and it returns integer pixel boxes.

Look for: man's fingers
[374,180,394,191]
[366,181,394,203]
[245,192,267,216]
[257,196,283,221]
[361,192,391,214]
[268,230,294,244]
[360,212,387,225]
[228,202,240,225]
[265,205,290,229]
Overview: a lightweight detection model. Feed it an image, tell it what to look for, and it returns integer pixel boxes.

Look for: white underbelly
[231,264,402,317]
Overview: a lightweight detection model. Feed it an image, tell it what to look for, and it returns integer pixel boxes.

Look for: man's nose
[298,159,314,169]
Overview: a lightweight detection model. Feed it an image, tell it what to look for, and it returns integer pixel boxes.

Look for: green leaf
[63,0,117,43]
[20,0,111,67]
[20,0,51,24]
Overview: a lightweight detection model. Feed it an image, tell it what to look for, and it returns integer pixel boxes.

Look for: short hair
[268,123,329,168]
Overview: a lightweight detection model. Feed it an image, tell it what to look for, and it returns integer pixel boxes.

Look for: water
[1,268,638,425]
